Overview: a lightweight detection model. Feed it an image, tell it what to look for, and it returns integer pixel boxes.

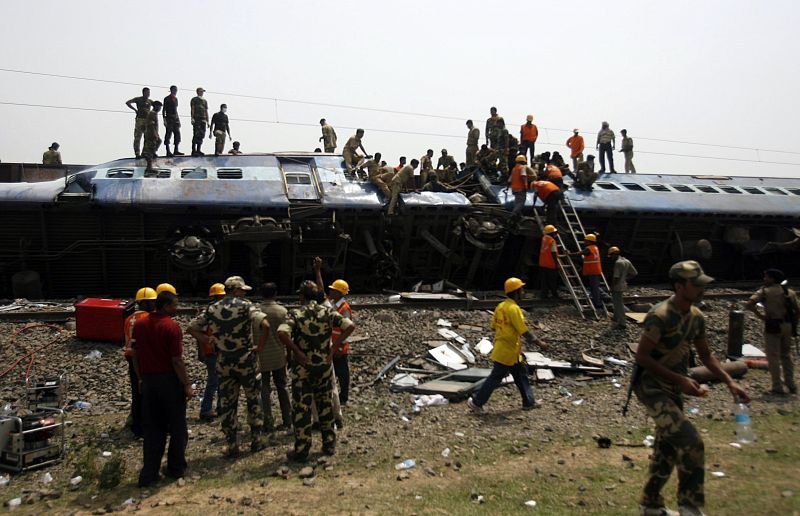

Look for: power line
[2,66,799,157]
[2,100,799,167]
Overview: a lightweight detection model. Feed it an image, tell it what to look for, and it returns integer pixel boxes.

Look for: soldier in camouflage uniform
[634,261,749,516]
[278,280,355,462]
[465,120,480,166]
[188,276,270,457]
[495,118,510,178]
[142,101,163,172]
[190,87,209,156]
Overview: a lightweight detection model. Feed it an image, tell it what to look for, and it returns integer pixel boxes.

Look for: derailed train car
[0,153,798,298]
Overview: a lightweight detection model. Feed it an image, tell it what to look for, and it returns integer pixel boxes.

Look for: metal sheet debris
[437,328,467,345]
[741,344,766,358]
[436,319,452,327]
[475,338,493,355]
[535,369,555,381]
[428,344,468,370]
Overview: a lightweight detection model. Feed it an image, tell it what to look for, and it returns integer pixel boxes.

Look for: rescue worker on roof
[506,154,531,215]
[42,142,62,165]
[495,118,510,178]
[467,278,548,414]
[436,149,458,183]
[530,179,563,225]
[620,129,637,174]
[278,280,355,463]
[745,268,799,395]
[519,115,538,163]
[142,101,163,173]
[596,121,617,174]
[187,276,270,458]
[190,87,209,156]
[162,85,183,157]
[388,159,419,216]
[572,155,598,191]
[544,161,564,190]
[539,225,560,300]
[198,283,226,421]
[123,287,157,439]
[420,149,434,187]
[362,152,391,197]
[566,129,584,173]
[343,129,367,174]
[319,118,337,153]
[228,141,243,155]
[476,144,497,176]
[634,261,749,516]
[210,104,231,157]
[608,247,637,329]
[126,87,152,159]
[486,107,501,147]
[465,120,480,166]
[422,172,453,193]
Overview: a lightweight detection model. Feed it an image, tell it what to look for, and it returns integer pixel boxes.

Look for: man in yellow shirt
[468,278,547,413]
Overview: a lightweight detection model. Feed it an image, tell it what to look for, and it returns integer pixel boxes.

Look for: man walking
[123,287,157,439]
[190,87,209,156]
[608,247,637,328]
[620,129,637,173]
[539,225,560,299]
[162,86,183,157]
[319,118,337,153]
[343,129,367,173]
[257,282,293,431]
[42,142,62,165]
[745,269,799,394]
[188,276,270,457]
[278,281,355,462]
[468,278,547,413]
[466,120,480,165]
[125,87,152,159]
[210,104,231,156]
[132,291,191,487]
[596,121,616,174]
[634,260,749,516]
[519,115,538,163]
[566,129,585,172]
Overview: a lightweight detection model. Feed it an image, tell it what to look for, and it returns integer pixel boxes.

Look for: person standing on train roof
[319,118,337,153]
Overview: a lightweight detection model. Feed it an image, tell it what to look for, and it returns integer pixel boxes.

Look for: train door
[279,159,320,202]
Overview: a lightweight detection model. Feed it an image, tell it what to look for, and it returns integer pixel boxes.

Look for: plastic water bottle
[394,459,416,470]
[75,401,91,410]
[735,402,754,443]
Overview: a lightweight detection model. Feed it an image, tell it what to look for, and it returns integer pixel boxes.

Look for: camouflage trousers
[214,130,226,155]
[217,349,264,442]
[466,145,478,165]
[133,117,147,156]
[635,376,705,509]
[142,136,161,161]
[192,121,206,146]
[291,363,335,456]
[324,145,336,153]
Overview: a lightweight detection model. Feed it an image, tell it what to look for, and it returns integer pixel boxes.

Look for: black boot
[173,145,184,156]
[166,145,173,158]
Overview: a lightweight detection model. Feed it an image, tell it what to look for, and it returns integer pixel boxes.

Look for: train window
[144,168,171,178]
[646,184,670,192]
[671,185,694,192]
[217,168,243,179]
[720,186,743,194]
[764,187,788,195]
[694,185,719,193]
[285,173,312,185]
[181,168,208,179]
[786,188,800,196]
[595,183,621,190]
[621,183,646,191]
[742,187,765,194]
[106,168,134,178]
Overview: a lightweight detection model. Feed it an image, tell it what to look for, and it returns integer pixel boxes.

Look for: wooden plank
[626,312,647,324]
[413,380,477,394]
[581,352,604,367]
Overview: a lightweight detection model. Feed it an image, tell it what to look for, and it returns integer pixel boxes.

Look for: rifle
[622,363,642,417]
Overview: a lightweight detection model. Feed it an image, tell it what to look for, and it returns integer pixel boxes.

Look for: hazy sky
[1,0,799,177]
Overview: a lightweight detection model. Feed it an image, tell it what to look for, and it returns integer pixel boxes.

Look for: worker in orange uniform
[539,225,560,299]
[566,129,585,173]
[519,115,538,163]
[579,234,604,308]
[468,278,547,414]
[199,283,226,420]
[530,180,563,225]
[544,162,564,189]
[123,287,157,439]
[506,155,531,214]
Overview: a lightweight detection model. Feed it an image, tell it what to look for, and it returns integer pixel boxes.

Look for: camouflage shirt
[129,96,153,119]
[190,96,208,123]
[278,300,353,366]
[642,296,706,377]
[188,296,265,353]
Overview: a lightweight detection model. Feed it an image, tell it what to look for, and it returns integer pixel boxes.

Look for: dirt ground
[0,288,799,514]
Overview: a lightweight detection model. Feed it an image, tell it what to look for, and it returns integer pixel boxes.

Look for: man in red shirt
[132,291,192,487]
[539,225,560,299]
[123,287,157,439]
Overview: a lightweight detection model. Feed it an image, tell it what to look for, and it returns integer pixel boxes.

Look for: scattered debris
[741,344,766,358]
[729,443,742,449]
[475,338,493,355]
[711,471,726,478]
[642,435,655,448]
[394,459,416,470]
[524,500,537,508]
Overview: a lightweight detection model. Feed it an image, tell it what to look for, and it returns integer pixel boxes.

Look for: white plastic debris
[85,350,102,360]
[391,373,419,388]
[7,497,21,509]
[437,328,467,345]
[428,343,468,370]
[729,442,742,449]
[572,399,585,406]
[395,459,416,470]
[414,495,423,500]
[460,344,476,364]
[41,472,53,484]
[122,498,136,506]
[70,475,83,486]
[441,447,450,458]
[711,471,726,478]
[414,394,449,407]
[454,431,465,437]
[643,435,655,448]
[0,474,8,487]
[524,500,538,508]
[741,344,766,358]
[436,319,452,327]
[475,338,493,355]
[102,451,112,458]
[604,356,629,367]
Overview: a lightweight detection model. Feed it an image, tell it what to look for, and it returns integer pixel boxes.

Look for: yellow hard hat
[328,279,350,295]
[584,234,597,242]
[504,277,526,294]
[544,225,557,234]
[208,283,226,297]
[156,283,177,295]
[135,287,157,302]
[526,114,534,122]
[607,246,621,256]
[515,155,527,163]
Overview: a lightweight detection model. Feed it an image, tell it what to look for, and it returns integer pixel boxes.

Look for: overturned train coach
[0,153,798,298]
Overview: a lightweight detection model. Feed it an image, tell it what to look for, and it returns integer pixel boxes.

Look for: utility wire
[1,100,799,167]
[2,66,799,156]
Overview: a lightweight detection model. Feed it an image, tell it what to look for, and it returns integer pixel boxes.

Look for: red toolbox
[74,298,134,343]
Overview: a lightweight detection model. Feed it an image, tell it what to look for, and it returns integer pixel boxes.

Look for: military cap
[668,260,714,285]
[224,275,252,291]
